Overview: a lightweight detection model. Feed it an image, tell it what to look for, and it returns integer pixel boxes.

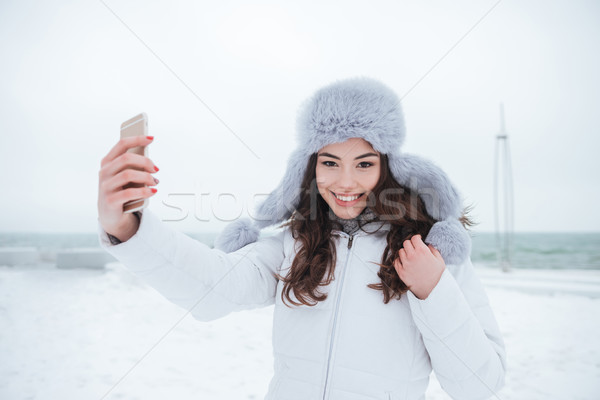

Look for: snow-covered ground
[1,263,599,400]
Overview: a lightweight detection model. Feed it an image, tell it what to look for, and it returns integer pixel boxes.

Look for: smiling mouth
[331,192,364,202]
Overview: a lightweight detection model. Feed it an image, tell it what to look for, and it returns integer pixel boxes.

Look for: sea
[0,232,599,270]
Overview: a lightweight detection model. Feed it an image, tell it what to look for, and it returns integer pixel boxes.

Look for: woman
[97,78,506,400]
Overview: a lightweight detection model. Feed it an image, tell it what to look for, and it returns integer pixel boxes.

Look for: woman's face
[316,138,381,220]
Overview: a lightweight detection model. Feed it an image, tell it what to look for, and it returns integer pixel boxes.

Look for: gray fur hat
[214,77,471,265]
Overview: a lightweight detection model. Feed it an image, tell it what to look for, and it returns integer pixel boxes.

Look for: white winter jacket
[98,209,507,400]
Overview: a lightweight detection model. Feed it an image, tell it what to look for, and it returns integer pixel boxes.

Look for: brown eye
[322,161,337,167]
[358,162,373,168]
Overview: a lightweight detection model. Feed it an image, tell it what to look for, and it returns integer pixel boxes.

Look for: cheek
[362,170,380,191]
[315,167,333,190]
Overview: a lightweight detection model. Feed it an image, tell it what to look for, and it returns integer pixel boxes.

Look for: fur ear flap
[389,153,463,220]
[254,148,307,229]
[425,219,472,265]
[213,218,260,253]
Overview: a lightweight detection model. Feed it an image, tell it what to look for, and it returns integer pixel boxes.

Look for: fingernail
[151,188,158,193]
[146,136,154,140]
[153,177,159,184]
[154,165,159,172]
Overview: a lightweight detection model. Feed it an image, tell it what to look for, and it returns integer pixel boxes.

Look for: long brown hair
[277,153,475,307]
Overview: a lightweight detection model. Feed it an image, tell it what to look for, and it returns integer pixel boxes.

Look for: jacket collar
[331,220,392,237]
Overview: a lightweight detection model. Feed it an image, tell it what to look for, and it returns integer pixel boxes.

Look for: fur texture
[425,219,472,266]
[214,77,471,265]
[213,218,259,253]
[296,77,406,153]
[389,153,463,220]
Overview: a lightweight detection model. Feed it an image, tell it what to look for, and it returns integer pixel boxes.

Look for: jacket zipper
[322,234,354,399]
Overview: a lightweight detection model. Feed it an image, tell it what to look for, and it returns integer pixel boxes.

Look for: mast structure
[493,103,515,273]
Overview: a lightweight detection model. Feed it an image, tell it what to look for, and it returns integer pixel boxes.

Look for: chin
[332,206,365,220]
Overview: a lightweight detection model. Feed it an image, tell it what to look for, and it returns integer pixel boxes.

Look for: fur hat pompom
[425,219,472,266]
[213,218,260,253]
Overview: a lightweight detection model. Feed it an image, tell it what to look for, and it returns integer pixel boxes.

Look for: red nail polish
[154,165,159,172]
[146,136,154,140]
[151,188,157,193]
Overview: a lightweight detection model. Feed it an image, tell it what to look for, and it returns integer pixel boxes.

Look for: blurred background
[1,0,599,234]
[1,1,599,399]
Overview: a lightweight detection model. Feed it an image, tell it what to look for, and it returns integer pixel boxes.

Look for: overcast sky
[1,0,598,233]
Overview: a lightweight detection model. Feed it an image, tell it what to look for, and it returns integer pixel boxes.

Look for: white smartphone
[120,113,150,213]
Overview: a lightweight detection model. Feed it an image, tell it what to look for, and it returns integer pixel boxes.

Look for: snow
[0,263,599,400]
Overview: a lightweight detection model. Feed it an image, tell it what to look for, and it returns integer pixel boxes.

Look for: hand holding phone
[97,113,159,242]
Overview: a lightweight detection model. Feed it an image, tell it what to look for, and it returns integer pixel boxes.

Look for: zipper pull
[347,235,354,249]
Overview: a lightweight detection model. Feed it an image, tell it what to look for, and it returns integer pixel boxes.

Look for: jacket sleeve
[97,208,286,322]
[406,257,507,400]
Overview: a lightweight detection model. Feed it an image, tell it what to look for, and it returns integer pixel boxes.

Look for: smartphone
[120,113,150,213]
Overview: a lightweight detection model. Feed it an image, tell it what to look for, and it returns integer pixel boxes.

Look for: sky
[0,0,599,233]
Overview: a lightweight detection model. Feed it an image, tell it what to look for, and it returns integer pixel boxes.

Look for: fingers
[102,168,158,194]
[407,234,431,251]
[398,248,406,265]
[393,254,401,269]
[411,234,429,249]
[108,186,158,208]
[428,244,443,259]
[101,152,158,182]
[401,234,434,263]
[393,252,404,277]
[101,135,154,167]
[402,237,414,255]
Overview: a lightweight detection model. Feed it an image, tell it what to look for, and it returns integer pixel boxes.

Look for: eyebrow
[317,152,379,160]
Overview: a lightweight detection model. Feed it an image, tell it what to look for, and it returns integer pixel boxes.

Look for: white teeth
[334,193,360,202]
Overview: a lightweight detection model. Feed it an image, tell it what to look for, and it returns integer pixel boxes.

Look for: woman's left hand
[394,234,446,300]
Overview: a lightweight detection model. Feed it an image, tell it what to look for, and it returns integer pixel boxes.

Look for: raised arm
[98,209,285,321]
[97,135,284,321]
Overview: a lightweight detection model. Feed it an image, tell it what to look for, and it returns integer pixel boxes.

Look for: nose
[337,168,358,191]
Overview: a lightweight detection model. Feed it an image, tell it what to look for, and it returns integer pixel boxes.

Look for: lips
[332,191,364,202]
